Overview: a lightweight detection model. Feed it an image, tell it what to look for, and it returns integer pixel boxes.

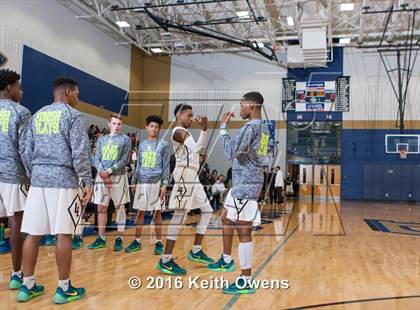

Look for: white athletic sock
[58,278,70,291]
[99,235,106,241]
[192,245,202,254]
[222,254,232,264]
[238,241,253,270]
[136,238,141,243]
[23,275,35,289]
[11,270,22,277]
[162,254,172,263]
[116,206,126,233]
[155,240,161,244]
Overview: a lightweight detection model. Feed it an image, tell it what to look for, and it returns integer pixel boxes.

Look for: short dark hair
[0,69,20,91]
[242,91,264,105]
[52,77,78,91]
[146,115,163,127]
[174,103,192,117]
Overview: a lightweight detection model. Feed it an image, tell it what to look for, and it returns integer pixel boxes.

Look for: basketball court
[0,0,419,309]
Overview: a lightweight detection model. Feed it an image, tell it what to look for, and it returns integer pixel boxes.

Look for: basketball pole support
[360,5,420,133]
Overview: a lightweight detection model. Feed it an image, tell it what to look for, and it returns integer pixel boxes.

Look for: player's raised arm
[220,119,255,160]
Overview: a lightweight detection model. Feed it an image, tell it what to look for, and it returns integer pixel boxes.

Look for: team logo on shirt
[35,111,62,134]
[258,133,269,156]
[102,140,119,161]
[0,110,11,133]
[141,146,157,168]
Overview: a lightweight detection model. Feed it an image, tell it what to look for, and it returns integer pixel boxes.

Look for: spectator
[274,166,284,204]
[209,169,218,185]
[268,167,276,204]
[211,175,226,210]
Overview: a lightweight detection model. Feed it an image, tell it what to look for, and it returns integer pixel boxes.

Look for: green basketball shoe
[53,282,86,304]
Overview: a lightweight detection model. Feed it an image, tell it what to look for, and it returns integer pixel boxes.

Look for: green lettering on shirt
[258,133,269,156]
[141,149,157,168]
[102,140,119,161]
[0,110,11,133]
[35,111,62,134]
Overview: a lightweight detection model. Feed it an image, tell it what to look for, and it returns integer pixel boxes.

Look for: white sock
[192,245,202,254]
[222,254,232,264]
[136,238,141,243]
[11,270,22,277]
[99,235,106,241]
[162,254,172,263]
[23,275,35,289]
[116,206,126,233]
[155,240,161,244]
[238,241,253,270]
[58,278,69,291]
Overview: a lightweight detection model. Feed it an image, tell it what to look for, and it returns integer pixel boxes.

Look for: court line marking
[288,294,420,309]
[222,215,301,310]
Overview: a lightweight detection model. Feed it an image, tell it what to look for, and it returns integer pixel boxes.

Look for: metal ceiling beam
[111,0,237,11]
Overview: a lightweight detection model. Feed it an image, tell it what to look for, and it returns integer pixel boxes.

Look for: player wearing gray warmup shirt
[126,115,170,255]
[0,69,30,291]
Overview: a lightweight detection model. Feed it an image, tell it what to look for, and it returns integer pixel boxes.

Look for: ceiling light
[236,11,250,18]
[287,16,294,26]
[116,21,130,28]
[339,37,351,44]
[257,42,265,48]
[340,3,354,11]
[151,48,163,53]
[133,8,145,12]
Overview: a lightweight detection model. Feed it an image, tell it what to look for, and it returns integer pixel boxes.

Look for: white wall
[169,53,287,121]
[0,0,131,91]
[343,47,420,121]
[83,113,141,135]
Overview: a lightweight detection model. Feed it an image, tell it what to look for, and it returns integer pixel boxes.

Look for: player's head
[0,69,23,103]
[239,91,264,119]
[174,103,193,128]
[53,77,79,107]
[218,175,225,182]
[108,114,123,134]
[146,115,163,139]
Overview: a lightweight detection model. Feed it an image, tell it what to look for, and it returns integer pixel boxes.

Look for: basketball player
[157,104,214,275]
[18,77,93,303]
[0,69,30,290]
[126,115,169,254]
[208,91,269,295]
[88,114,131,251]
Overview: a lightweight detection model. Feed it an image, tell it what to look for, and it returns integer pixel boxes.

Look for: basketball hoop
[399,149,407,159]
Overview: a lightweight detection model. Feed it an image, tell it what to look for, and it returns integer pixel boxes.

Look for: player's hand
[81,186,93,206]
[131,184,136,194]
[99,171,113,188]
[159,186,167,201]
[99,170,109,179]
[195,115,208,131]
[221,112,234,124]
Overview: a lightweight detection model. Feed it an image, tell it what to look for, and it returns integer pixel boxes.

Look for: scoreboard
[295,81,336,112]
[282,76,350,112]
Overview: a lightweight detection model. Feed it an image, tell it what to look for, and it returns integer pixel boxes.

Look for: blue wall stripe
[21,45,128,115]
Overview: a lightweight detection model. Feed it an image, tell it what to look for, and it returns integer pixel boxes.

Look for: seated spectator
[211,175,226,210]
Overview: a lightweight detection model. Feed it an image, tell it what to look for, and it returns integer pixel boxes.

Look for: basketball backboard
[385,134,420,154]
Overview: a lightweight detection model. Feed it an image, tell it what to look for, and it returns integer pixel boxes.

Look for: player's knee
[97,204,107,214]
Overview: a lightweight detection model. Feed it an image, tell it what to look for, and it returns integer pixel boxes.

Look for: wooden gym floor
[0,200,419,309]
